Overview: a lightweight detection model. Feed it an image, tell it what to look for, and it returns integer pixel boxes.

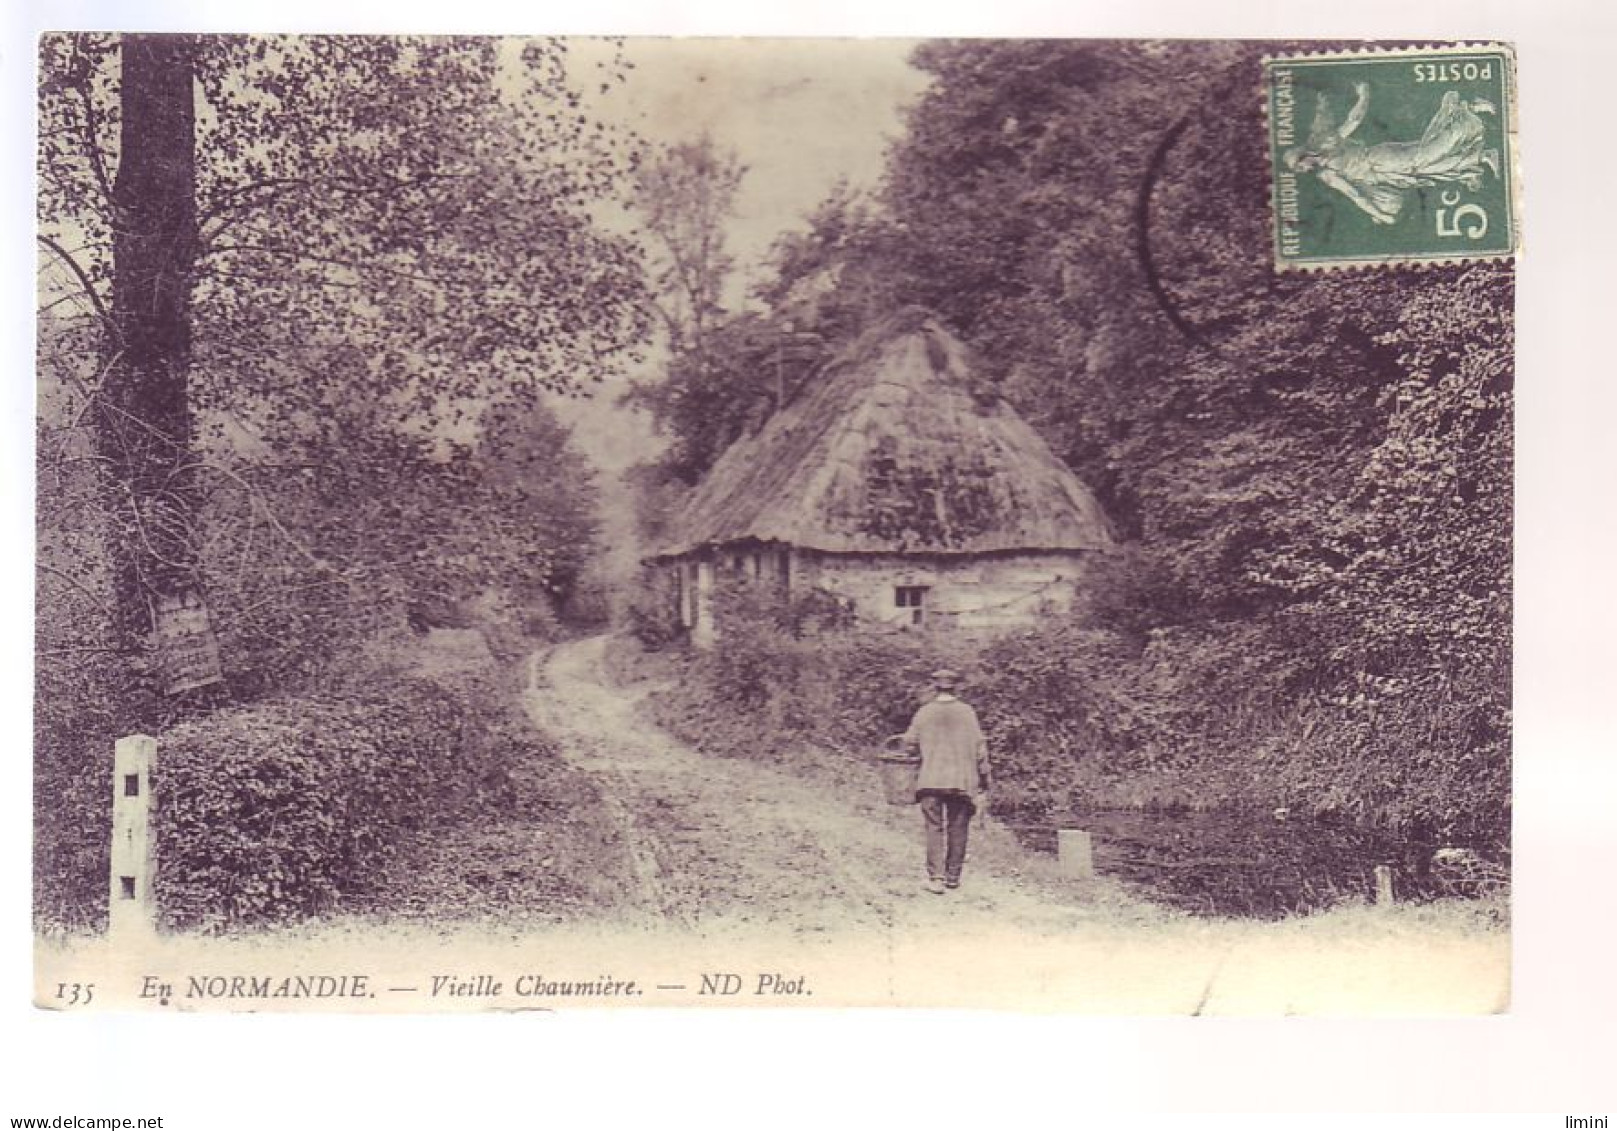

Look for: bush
[652,577,948,763]
[558,571,615,631]
[463,587,541,665]
[654,576,1510,848]
[969,624,1177,796]
[626,567,685,651]
[152,674,506,931]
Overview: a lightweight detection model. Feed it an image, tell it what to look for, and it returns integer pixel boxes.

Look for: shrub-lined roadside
[643,580,1510,907]
[37,629,625,935]
[154,675,481,931]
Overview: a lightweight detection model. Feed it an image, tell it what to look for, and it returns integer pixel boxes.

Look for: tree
[621,134,754,499]
[631,133,745,358]
[36,37,206,673]
[37,34,651,698]
[625,163,900,491]
[872,40,1476,635]
[37,34,652,925]
[840,39,1510,832]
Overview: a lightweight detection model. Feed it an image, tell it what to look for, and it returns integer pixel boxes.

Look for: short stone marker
[1373,864,1396,906]
[109,734,158,940]
[1057,829,1095,879]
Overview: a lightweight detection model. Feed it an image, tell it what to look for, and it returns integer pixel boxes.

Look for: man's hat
[931,668,960,690]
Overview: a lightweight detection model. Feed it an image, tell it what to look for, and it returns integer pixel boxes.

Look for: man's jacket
[902,695,989,794]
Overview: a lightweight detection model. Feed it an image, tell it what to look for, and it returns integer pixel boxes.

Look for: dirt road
[523,634,1150,941]
[510,634,1510,1013]
[32,633,1510,1014]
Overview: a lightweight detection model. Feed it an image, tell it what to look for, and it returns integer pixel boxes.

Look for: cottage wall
[793,550,1088,631]
[662,545,1086,645]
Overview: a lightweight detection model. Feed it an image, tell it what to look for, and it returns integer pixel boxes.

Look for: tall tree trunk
[95,34,201,666]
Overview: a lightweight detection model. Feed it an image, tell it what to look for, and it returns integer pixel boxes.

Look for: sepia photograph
[31,32,1518,1016]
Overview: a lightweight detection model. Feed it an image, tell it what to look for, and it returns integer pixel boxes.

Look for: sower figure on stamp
[900,668,990,895]
[1285,81,1501,226]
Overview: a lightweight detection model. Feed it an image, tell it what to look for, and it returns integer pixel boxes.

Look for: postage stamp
[1266,45,1517,268]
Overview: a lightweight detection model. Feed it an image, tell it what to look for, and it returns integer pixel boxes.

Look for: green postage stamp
[1266,45,1517,268]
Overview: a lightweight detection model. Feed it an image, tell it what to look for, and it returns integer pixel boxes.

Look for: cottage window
[895,585,929,626]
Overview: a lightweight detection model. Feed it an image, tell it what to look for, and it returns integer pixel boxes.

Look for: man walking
[901,668,990,894]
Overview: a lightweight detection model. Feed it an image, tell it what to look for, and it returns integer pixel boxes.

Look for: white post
[1057,829,1095,879]
[1374,864,1395,906]
[109,734,158,941]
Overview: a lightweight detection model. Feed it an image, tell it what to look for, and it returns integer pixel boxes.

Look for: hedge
[655,579,1511,846]
[152,675,500,931]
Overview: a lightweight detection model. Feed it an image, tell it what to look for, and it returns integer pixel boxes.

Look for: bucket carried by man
[876,734,920,806]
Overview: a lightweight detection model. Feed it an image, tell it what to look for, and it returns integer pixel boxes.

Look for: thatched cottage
[649,310,1115,644]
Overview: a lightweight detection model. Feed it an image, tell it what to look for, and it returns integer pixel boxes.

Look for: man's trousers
[918,790,975,884]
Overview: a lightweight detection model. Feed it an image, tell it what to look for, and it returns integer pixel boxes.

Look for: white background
[3,0,1613,1125]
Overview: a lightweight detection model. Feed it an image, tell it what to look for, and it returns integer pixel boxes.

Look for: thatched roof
[653,309,1116,559]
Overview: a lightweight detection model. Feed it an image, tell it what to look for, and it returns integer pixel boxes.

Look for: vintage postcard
[34,35,1513,1014]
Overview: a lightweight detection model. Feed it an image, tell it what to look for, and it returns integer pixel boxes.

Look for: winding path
[515,634,1510,1013]
[522,635,1123,939]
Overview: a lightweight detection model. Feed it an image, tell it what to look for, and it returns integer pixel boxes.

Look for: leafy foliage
[151,668,523,932]
[625,565,685,651]
[652,579,934,765]
[631,134,745,358]
[645,42,1510,844]
[628,186,888,491]
[35,35,648,927]
[627,313,815,487]
[38,34,647,681]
